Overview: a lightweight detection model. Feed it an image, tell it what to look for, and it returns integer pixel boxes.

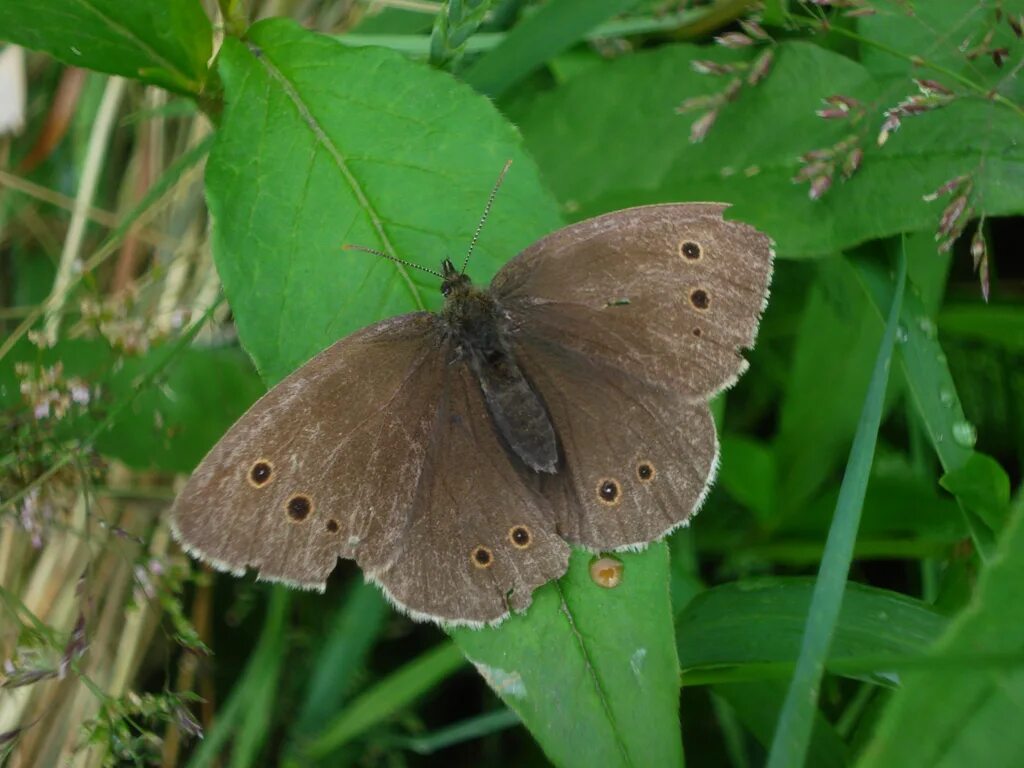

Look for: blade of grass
[185,587,291,768]
[462,0,640,98]
[851,255,1004,559]
[0,132,212,364]
[766,242,907,768]
[383,707,520,755]
[298,642,467,761]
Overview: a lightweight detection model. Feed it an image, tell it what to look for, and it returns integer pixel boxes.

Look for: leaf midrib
[555,581,634,767]
[247,40,427,315]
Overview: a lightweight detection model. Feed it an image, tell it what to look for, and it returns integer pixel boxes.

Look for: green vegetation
[1,1,1022,766]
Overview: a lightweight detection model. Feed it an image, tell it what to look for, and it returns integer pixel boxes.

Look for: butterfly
[171,196,773,627]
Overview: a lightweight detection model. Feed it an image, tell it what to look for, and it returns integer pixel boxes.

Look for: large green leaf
[0,0,211,94]
[452,545,683,768]
[857,499,1024,767]
[514,41,1024,256]
[677,578,947,684]
[205,18,563,385]
[204,19,680,767]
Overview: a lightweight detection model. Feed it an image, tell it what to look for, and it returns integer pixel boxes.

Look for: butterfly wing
[171,312,568,625]
[364,361,570,626]
[170,313,445,590]
[491,203,773,399]
[490,204,772,549]
[515,333,718,549]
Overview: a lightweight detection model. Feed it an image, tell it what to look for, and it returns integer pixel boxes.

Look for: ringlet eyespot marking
[170,201,774,626]
[589,556,624,589]
[509,525,532,549]
[285,494,313,522]
[472,546,494,569]
[689,288,710,310]
[679,241,702,260]
[597,479,622,506]
[248,460,273,487]
[636,461,655,482]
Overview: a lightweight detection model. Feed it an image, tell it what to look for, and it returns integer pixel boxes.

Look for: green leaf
[452,545,683,768]
[939,303,1024,352]
[773,258,885,518]
[677,578,948,684]
[462,0,641,97]
[0,0,211,94]
[857,498,1024,768]
[858,0,1024,88]
[515,41,1024,256]
[851,254,1001,557]
[205,18,563,385]
[939,453,1012,535]
[767,244,906,768]
[719,434,776,524]
[204,19,682,767]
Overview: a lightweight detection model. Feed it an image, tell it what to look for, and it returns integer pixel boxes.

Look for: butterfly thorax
[439,263,559,475]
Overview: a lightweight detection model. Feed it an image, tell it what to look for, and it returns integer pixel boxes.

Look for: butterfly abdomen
[443,284,559,475]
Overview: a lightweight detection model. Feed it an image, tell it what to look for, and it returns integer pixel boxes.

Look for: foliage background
[1,0,1022,766]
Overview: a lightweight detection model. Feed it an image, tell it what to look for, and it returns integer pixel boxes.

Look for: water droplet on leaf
[951,420,977,448]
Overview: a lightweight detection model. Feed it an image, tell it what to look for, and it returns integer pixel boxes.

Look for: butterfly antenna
[462,159,513,274]
[342,244,445,278]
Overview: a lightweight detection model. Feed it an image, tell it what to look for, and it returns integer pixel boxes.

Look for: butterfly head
[440,258,472,300]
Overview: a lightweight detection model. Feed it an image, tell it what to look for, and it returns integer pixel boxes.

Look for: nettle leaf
[204,19,681,765]
[515,41,1024,256]
[0,0,211,94]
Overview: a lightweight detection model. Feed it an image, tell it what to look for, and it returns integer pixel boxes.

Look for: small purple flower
[690,109,719,143]
[33,401,50,420]
[842,147,864,178]
[877,112,901,146]
[70,383,90,405]
[747,48,774,85]
[816,108,850,119]
[809,174,833,200]
[937,195,969,239]
[691,60,733,76]
[715,32,754,49]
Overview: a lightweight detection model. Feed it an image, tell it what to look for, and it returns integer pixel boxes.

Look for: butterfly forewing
[171,313,445,589]
[492,203,773,399]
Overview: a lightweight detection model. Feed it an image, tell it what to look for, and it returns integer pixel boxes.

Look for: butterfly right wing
[491,203,773,400]
[170,313,448,591]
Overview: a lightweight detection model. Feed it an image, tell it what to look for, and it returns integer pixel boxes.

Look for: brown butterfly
[171,198,773,626]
